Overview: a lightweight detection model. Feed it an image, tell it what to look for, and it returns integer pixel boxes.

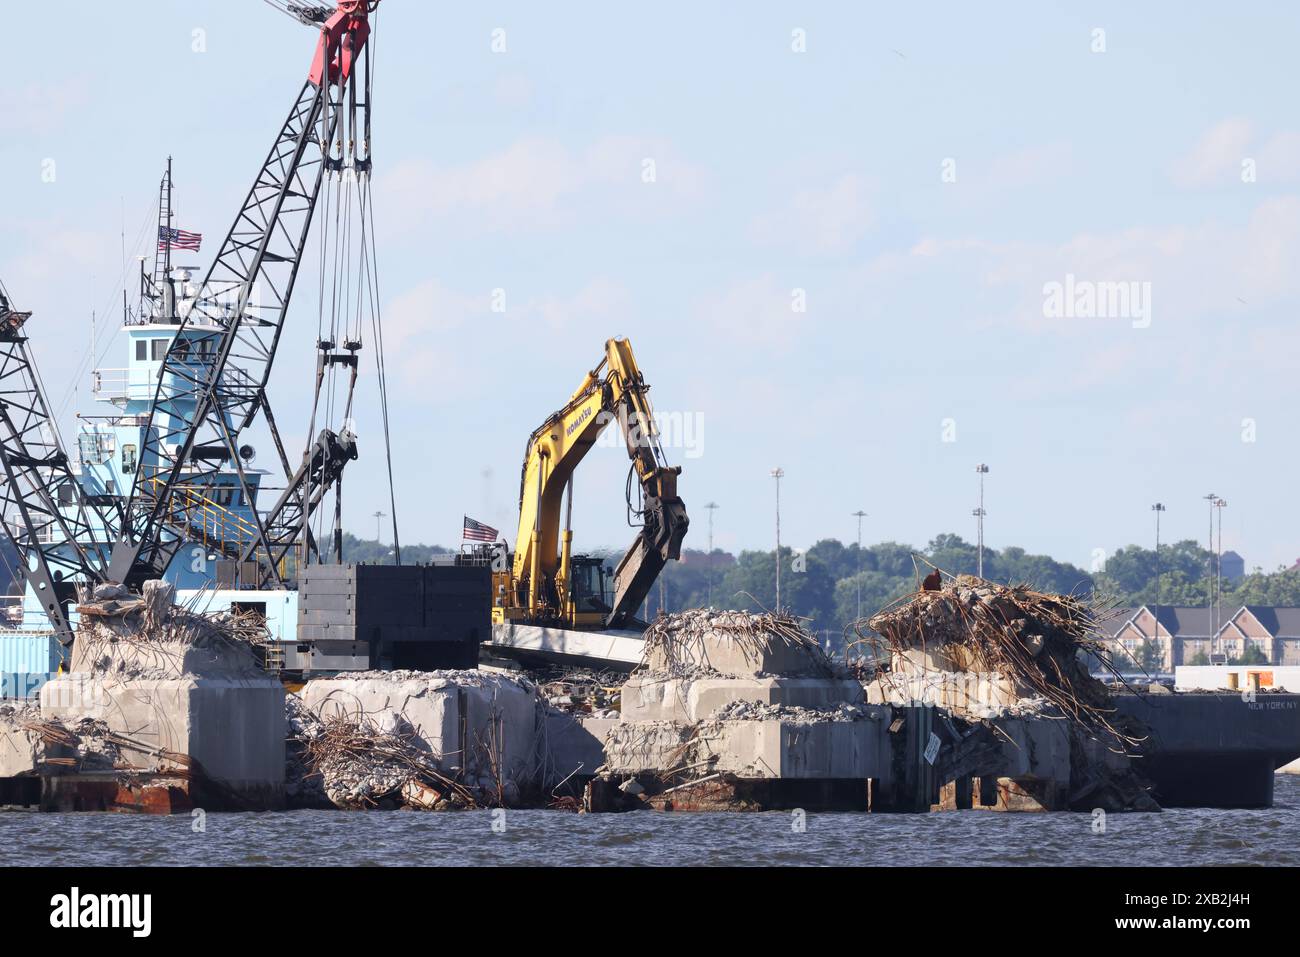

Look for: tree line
[336,531,1300,653]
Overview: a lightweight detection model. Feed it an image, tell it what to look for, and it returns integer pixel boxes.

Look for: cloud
[0,79,88,135]
[378,136,706,235]
[693,274,807,347]
[1170,118,1300,188]
[1,222,107,287]
[493,72,534,109]
[1172,118,1254,187]
[883,194,1300,330]
[1258,131,1300,184]
[749,174,874,253]
[381,278,488,389]
[380,277,632,393]
[531,277,630,334]
[985,142,1074,190]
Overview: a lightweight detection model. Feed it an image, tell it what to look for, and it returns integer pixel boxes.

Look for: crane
[107,0,380,589]
[0,282,115,646]
[494,338,689,632]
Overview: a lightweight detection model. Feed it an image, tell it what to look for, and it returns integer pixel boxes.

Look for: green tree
[1230,644,1269,666]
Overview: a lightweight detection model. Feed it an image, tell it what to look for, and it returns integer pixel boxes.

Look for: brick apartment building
[1096,604,1300,671]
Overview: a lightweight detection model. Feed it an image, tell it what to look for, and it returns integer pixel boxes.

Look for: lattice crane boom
[0,284,115,644]
[107,1,379,588]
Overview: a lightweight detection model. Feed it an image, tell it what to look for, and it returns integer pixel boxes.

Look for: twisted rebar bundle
[862,573,1142,750]
[640,608,834,678]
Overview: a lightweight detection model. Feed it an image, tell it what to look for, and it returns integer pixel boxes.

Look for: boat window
[122,444,137,474]
[151,339,169,360]
[135,340,147,361]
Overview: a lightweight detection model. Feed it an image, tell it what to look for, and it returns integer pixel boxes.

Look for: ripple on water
[2,776,1297,867]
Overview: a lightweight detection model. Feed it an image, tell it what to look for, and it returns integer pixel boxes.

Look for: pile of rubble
[20,714,124,773]
[863,573,1158,812]
[641,608,836,678]
[288,694,480,810]
[291,669,546,810]
[589,609,889,812]
[72,581,268,679]
[35,579,286,811]
[535,668,622,717]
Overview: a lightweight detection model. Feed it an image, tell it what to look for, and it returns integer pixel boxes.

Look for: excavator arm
[601,339,689,627]
[507,337,688,630]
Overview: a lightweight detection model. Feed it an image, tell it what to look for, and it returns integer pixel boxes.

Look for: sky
[2,1,1299,574]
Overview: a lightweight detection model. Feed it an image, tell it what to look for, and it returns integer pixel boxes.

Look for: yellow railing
[143,475,261,556]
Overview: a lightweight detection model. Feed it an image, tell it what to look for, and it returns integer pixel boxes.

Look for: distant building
[1220,550,1245,583]
[1094,604,1300,669]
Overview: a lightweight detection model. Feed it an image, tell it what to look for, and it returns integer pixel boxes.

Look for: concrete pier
[36,583,286,811]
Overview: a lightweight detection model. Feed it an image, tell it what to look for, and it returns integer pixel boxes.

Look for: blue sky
[3,1,1300,572]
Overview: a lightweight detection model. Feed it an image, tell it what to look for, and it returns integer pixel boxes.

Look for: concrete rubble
[864,574,1159,812]
[293,669,555,809]
[34,580,287,811]
[587,609,891,812]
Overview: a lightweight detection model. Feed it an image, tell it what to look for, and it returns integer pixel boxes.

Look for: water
[4,776,1297,867]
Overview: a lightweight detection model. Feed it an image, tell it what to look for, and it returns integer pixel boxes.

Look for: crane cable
[302,6,396,563]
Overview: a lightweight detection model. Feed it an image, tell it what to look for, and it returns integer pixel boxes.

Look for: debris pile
[590,610,887,812]
[285,694,330,808]
[37,579,287,811]
[21,715,123,772]
[642,608,837,678]
[862,573,1157,811]
[294,669,544,810]
[294,708,480,811]
[866,575,1133,742]
[535,668,622,717]
[72,581,268,678]
[709,700,874,723]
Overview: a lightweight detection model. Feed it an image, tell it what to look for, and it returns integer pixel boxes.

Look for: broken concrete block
[621,675,865,724]
[39,590,287,810]
[543,712,615,787]
[641,609,836,678]
[300,670,540,797]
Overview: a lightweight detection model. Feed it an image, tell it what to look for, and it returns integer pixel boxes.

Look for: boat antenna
[153,157,173,289]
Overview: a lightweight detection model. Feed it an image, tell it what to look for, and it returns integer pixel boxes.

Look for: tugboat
[0,161,280,694]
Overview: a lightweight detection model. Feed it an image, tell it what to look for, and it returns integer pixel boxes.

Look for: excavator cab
[569,555,611,616]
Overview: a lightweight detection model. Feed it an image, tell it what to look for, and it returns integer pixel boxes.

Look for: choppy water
[4,775,1297,867]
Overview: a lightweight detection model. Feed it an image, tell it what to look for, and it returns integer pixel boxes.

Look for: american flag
[462,516,499,543]
[158,226,202,252]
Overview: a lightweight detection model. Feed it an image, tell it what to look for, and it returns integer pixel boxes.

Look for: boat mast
[154,156,173,289]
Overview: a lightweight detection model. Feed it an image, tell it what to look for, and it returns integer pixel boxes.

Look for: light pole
[852,510,867,621]
[974,464,989,577]
[1152,503,1165,668]
[771,468,784,612]
[1214,497,1228,643]
[373,510,386,544]
[1203,492,1217,656]
[704,501,720,607]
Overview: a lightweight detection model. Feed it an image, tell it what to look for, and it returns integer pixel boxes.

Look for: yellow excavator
[491,337,688,632]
